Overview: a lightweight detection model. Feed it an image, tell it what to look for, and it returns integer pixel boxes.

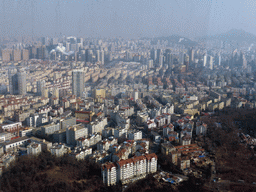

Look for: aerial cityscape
[0,0,256,192]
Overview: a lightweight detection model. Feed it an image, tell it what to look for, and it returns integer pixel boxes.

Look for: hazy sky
[1,0,256,38]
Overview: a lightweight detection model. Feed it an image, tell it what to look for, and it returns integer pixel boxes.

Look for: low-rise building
[0,132,12,142]
[29,136,52,151]
[102,127,114,138]
[178,156,190,170]
[2,136,29,152]
[180,134,192,146]
[19,128,33,137]
[0,153,16,175]
[50,143,70,157]
[128,130,142,141]
[70,147,92,160]
[97,138,118,151]
[196,122,207,136]
[151,131,161,143]
[113,127,127,140]
[161,143,175,155]
[27,142,41,156]
[76,133,102,148]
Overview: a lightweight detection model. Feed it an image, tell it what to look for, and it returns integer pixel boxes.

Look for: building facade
[72,70,85,98]
[102,153,157,186]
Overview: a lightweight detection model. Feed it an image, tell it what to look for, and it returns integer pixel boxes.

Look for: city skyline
[1,1,256,191]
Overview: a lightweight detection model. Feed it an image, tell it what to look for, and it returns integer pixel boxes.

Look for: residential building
[102,153,157,186]
[29,136,52,151]
[70,147,92,160]
[72,70,85,98]
[27,143,42,156]
[1,136,29,152]
[128,130,142,141]
[50,143,70,157]
[41,123,60,135]
[66,124,88,146]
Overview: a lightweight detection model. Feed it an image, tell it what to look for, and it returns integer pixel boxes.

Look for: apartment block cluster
[1,35,256,186]
[102,153,157,186]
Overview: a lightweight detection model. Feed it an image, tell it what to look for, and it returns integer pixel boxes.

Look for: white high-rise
[203,54,207,67]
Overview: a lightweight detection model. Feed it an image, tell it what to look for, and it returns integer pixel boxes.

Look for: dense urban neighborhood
[0,32,256,191]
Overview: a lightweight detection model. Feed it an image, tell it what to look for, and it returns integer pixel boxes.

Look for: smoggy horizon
[1,0,256,39]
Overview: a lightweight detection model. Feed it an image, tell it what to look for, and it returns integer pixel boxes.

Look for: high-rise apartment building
[150,48,157,61]
[13,50,21,61]
[72,70,85,98]
[37,80,45,96]
[17,70,27,95]
[179,52,185,65]
[2,49,12,62]
[22,49,29,60]
[96,50,100,62]
[189,48,194,65]
[203,54,207,67]
[100,50,105,65]
[9,69,26,95]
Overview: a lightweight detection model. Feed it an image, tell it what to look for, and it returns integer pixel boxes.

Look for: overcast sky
[1,0,256,38]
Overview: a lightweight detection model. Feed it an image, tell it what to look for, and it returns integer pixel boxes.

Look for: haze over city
[1,0,256,38]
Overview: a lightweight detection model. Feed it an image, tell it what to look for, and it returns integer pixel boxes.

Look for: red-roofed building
[101,153,158,186]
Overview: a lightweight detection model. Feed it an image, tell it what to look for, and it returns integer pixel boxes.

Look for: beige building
[2,49,12,62]
[13,50,21,61]
[94,88,106,103]
[22,49,29,60]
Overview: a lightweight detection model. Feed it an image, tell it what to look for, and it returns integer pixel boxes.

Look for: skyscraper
[8,68,16,95]
[100,50,105,65]
[147,59,154,68]
[22,49,29,60]
[96,50,100,62]
[179,52,185,65]
[17,70,26,95]
[189,48,194,65]
[86,49,93,62]
[208,55,214,70]
[13,50,21,61]
[158,55,163,67]
[166,49,173,68]
[242,53,247,69]
[2,49,12,62]
[203,54,207,67]
[9,68,26,95]
[72,70,85,98]
[150,48,157,62]
[37,80,46,96]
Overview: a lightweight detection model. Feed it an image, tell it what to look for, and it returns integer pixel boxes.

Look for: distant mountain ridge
[142,35,198,46]
[142,29,256,45]
[198,29,256,43]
